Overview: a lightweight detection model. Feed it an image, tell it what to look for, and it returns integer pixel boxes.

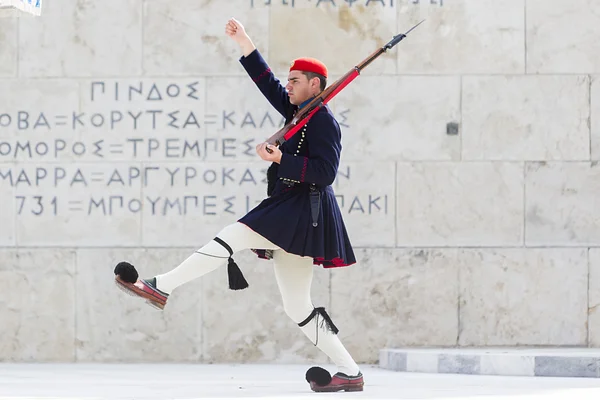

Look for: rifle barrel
[264,21,425,152]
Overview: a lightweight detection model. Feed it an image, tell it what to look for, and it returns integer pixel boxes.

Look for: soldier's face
[286,71,318,105]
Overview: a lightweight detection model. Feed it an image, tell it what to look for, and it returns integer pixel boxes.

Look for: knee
[282,298,314,324]
[197,238,230,258]
[214,222,240,242]
[200,223,243,257]
[213,222,254,254]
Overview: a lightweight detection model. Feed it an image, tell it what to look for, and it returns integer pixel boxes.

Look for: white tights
[154,222,360,376]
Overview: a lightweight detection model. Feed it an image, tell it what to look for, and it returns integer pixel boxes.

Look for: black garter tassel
[213,236,248,290]
[227,256,248,290]
[298,307,339,334]
[298,307,339,346]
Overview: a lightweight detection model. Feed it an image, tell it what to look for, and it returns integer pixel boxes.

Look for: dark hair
[302,71,327,92]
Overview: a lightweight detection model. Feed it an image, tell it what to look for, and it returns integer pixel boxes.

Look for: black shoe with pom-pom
[305,366,364,392]
[114,261,169,310]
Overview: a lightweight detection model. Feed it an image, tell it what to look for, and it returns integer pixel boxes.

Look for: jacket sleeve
[277,111,341,187]
[239,49,296,119]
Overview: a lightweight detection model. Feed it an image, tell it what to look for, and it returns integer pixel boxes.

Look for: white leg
[155,222,279,294]
[273,250,360,376]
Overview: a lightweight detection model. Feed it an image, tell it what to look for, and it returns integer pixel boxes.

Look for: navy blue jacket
[237,49,355,268]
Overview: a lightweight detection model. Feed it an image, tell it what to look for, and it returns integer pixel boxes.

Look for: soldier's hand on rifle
[225,18,256,56]
[256,142,282,164]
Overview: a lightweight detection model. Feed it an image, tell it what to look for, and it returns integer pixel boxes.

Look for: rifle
[265,19,425,153]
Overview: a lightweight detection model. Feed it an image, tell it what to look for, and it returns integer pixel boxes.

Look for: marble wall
[0,0,598,363]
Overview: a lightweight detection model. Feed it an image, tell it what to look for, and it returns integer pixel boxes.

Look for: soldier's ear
[311,77,320,89]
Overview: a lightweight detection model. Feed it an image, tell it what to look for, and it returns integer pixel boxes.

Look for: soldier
[114,17,364,393]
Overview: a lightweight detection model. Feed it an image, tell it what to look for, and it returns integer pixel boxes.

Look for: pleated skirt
[238,184,356,268]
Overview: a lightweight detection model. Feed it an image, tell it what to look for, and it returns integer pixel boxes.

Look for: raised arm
[225,18,294,118]
[239,50,295,118]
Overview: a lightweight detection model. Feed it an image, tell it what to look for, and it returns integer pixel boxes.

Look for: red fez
[290,57,328,78]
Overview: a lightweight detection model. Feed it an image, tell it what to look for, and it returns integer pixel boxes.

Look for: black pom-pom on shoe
[305,366,332,386]
[114,261,139,283]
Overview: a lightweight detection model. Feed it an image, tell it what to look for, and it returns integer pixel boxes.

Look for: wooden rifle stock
[265,19,424,153]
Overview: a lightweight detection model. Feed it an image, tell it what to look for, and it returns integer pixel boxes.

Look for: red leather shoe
[114,261,169,310]
[115,276,168,310]
[307,368,364,392]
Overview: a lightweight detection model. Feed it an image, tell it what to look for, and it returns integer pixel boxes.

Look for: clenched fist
[225,18,256,56]
[225,18,247,43]
[256,142,282,164]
